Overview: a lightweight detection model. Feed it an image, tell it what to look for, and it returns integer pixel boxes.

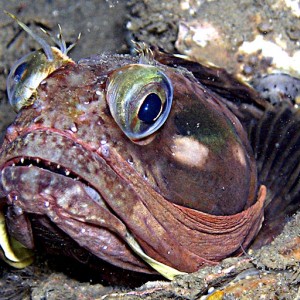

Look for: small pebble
[257,22,273,34]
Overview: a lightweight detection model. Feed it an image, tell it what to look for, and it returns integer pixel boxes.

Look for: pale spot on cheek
[232,144,246,166]
[171,136,209,168]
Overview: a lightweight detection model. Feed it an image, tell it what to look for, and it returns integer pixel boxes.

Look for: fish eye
[106,64,173,142]
[7,50,54,112]
[5,12,76,112]
[7,48,73,112]
[138,93,163,124]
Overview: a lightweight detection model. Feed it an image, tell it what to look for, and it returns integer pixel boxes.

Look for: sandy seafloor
[0,0,300,299]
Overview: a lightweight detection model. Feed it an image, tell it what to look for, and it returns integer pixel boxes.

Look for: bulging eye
[7,51,52,112]
[5,12,76,112]
[7,48,73,112]
[106,64,173,142]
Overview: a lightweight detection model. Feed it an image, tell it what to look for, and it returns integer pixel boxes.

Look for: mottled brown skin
[0,50,296,276]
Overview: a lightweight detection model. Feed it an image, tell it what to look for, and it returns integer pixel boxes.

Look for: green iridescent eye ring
[106,64,173,142]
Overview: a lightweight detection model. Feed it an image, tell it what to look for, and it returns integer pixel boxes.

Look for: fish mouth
[3,156,80,179]
[0,155,102,202]
[0,129,107,203]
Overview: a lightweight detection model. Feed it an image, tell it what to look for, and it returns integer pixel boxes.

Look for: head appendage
[67,32,81,53]
[132,40,155,65]
[40,24,81,54]
[5,11,81,60]
[5,11,54,61]
[39,25,67,54]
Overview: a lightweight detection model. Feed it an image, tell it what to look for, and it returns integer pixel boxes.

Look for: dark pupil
[14,62,27,82]
[138,93,162,124]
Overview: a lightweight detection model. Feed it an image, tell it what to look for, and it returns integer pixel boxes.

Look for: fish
[0,13,299,283]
